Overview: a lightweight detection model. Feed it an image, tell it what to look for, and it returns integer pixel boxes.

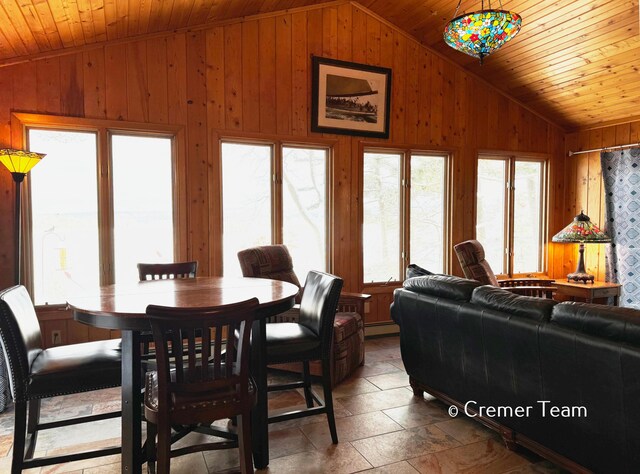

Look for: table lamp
[0,148,46,284]
[552,210,611,284]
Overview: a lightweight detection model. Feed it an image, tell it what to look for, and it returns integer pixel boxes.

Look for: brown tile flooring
[0,336,567,473]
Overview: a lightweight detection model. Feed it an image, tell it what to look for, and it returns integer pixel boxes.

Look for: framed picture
[311,56,392,138]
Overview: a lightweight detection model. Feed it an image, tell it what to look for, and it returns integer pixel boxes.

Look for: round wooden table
[68,276,299,473]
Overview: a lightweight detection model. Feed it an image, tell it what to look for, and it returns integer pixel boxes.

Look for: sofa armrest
[338,292,371,317]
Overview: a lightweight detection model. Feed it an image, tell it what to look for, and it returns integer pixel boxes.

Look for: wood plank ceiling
[0,0,637,131]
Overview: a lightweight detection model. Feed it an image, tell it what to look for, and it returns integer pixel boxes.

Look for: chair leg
[302,361,314,408]
[156,417,171,474]
[12,401,27,474]
[146,419,157,472]
[237,412,254,474]
[321,358,338,444]
[25,398,41,459]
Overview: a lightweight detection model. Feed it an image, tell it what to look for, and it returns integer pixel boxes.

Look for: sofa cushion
[406,264,434,279]
[404,274,481,302]
[471,285,557,322]
[551,302,640,346]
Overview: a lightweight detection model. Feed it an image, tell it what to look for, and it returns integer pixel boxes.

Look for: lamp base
[566,272,595,284]
[566,242,594,284]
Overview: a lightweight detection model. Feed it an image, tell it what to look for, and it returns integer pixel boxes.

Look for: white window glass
[222,142,272,276]
[28,129,100,305]
[410,155,446,273]
[363,152,401,283]
[282,146,327,281]
[476,159,507,274]
[112,134,174,284]
[513,161,543,273]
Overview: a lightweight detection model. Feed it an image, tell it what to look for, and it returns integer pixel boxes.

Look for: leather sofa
[391,274,640,473]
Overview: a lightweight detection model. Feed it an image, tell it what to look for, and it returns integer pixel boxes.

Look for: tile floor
[0,336,567,473]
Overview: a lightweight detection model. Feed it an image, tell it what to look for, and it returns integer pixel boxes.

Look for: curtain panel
[601,147,640,308]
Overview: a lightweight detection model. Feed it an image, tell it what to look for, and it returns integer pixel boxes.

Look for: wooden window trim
[11,112,187,303]
[213,132,334,276]
[477,152,549,277]
[360,144,451,288]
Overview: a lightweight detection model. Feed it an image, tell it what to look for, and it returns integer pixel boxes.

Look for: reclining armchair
[454,239,556,298]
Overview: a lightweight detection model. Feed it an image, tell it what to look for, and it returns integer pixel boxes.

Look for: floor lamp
[0,149,45,285]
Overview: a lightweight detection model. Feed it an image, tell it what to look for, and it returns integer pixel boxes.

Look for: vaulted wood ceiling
[0,0,637,131]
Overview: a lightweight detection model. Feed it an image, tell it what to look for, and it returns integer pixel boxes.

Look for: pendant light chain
[453,0,462,18]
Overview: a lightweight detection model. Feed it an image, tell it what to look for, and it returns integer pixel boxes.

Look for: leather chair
[237,245,368,387]
[265,270,343,443]
[454,239,555,298]
[137,261,198,281]
[144,298,258,474]
[0,285,122,473]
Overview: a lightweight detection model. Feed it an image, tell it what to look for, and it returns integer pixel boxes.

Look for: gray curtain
[601,147,640,308]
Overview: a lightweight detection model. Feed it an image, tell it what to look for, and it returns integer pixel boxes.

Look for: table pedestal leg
[251,318,269,469]
[122,331,143,474]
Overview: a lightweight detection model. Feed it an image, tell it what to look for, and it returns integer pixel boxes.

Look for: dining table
[67,275,299,473]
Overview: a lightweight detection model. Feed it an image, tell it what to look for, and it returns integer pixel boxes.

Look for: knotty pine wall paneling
[0,1,565,331]
[560,119,640,283]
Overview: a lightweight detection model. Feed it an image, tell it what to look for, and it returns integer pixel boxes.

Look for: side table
[554,280,621,306]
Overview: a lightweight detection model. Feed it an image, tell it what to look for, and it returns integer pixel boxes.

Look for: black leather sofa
[391,274,640,473]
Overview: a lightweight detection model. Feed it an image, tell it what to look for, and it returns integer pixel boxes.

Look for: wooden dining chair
[137,261,198,358]
[137,261,198,281]
[144,298,258,474]
[0,285,122,473]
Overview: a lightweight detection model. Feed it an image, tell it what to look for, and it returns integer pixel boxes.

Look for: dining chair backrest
[145,297,258,420]
[0,285,44,402]
[298,271,343,350]
[137,261,198,281]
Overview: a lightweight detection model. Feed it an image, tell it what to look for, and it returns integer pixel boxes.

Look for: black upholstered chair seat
[266,323,321,360]
[0,285,122,472]
[257,270,343,444]
[29,339,121,398]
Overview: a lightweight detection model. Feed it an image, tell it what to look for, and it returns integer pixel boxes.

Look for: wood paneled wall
[0,1,565,327]
[560,120,640,282]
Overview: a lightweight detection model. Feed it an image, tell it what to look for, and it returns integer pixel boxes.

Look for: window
[476,155,546,276]
[111,134,174,284]
[221,140,328,279]
[363,149,449,283]
[26,120,177,305]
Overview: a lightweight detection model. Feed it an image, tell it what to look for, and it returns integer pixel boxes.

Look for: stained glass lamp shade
[444,7,522,64]
[552,211,611,284]
[0,148,45,284]
[0,148,45,182]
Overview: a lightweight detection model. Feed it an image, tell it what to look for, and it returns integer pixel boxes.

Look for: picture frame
[311,56,392,139]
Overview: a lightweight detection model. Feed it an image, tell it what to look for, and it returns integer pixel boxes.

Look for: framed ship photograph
[311,56,392,139]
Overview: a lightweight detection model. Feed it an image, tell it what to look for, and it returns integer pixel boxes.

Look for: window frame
[360,146,452,286]
[215,134,334,277]
[13,112,187,304]
[476,152,549,278]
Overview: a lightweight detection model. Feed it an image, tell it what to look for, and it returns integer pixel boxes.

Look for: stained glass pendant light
[443,0,522,65]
